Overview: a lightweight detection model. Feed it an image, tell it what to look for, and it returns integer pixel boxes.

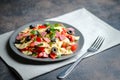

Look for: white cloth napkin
[0,8,120,80]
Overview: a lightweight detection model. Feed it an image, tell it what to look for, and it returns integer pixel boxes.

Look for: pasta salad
[14,23,80,59]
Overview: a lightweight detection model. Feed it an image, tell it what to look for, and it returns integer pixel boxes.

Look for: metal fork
[57,36,105,79]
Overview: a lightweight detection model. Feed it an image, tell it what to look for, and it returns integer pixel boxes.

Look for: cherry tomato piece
[71,44,77,52]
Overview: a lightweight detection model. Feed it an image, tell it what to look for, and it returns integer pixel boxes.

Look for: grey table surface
[0,0,120,80]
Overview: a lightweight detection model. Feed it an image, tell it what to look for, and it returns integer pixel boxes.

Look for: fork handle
[57,52,88,79]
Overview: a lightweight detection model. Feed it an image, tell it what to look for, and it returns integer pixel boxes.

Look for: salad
[15,22,80,59]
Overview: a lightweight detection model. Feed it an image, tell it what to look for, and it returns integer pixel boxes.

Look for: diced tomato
[62,42,67,48]
[38,25,46,29]
[30,42,35,47]
[71,44,77,52]
[67,35,75,42]
[50,53,57,59]
[36,37,42,42]
[36,47,45,52]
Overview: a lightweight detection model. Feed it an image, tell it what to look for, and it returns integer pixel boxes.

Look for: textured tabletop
[0,0,120,80]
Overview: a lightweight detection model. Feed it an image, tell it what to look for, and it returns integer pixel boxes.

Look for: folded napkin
[0,8,120,80]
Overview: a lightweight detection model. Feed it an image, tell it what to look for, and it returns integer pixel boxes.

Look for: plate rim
[9,20,84,62]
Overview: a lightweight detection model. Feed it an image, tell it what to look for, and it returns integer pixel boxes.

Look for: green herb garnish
[37,43,43,46]
[49,23,58,39]
[30,30,37,35]
[54,23,60,27]
[50,32,56,39]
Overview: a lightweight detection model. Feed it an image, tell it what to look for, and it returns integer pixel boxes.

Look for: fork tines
[90,36,104,51]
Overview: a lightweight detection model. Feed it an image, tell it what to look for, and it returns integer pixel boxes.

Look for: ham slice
[67,28,75,32]
[59,35,66,41]
[37,52,48,58]
[40,32,47,37]
[56,31,66,41]
[42,52,48,58]
[43,38,50,43]
[30,41,40,47]
[16,33,29,40]
[34,41,40,45]
[56,31,60,38]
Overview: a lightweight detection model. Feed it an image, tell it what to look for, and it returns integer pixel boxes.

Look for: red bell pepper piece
[67,35,75,42]
[50,53,57,59]
[36,47,45,52]
[61,28,67,36]
[36,37,42,42]
[38,25,46,29]
[62,28,67,33]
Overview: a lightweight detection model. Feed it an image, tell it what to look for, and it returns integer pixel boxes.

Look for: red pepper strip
[61,28,67,36]
[61,31,66,35]
[50,53,57,59]
[62,28,67,33]
[38,25,46,29]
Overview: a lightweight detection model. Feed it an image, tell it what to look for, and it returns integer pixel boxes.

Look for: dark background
[0,0,120,80]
